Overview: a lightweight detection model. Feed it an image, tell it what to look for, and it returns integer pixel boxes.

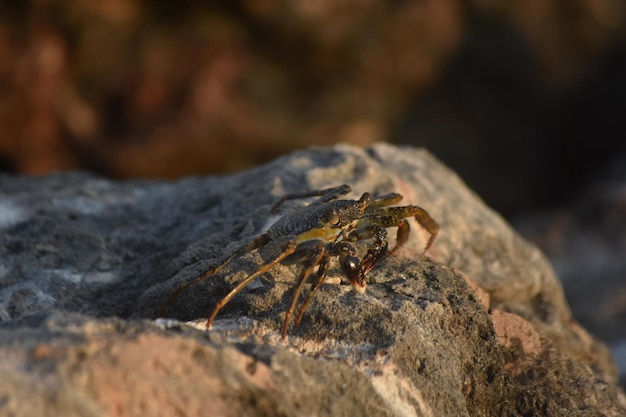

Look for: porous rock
[0,143,624,416]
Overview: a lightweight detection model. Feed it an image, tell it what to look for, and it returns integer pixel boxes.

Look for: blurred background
[1,0,625,382]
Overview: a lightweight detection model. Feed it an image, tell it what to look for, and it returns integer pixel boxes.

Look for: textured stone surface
[1,143,625,416]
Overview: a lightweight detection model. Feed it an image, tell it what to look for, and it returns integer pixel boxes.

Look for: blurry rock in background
[2,1,623,194]
[0,0,462,177]
[1,0,626,382]
[396,18,626,217]
[514,154,626,385]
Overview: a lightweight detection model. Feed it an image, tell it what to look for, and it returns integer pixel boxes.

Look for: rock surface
[0,143,624,416]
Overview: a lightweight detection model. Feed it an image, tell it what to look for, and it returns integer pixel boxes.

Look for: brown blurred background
[2,0,626,382]
[1,0,625,217]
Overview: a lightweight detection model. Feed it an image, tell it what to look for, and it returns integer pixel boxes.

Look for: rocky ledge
[1,143,624,416]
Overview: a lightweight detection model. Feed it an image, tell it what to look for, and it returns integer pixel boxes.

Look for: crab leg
[293,247,333,326]
[413,206,440,254]
[281,242,326,339]
[362,205,439,255]
[271,184,352,213]
[158,233,272,318]
[364,192,403,210]
[292,241,364,327]
[205,236,298,327]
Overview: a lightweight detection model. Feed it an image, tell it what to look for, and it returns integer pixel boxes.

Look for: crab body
[158,184,439,339]
[268,201,354,243]
[269,194,368,248]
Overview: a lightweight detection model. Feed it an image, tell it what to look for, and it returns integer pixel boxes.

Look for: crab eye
[326,209,340,226]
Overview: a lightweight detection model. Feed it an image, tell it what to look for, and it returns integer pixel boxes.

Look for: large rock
[0,143,624,416]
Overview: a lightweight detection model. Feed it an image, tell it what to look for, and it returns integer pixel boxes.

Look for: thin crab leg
[157,233,272,318]
[412,206,440,254]
[293,254,330,327]
[271,184,352,213]
[364,192,403,211]
[281,242,326,339]
[351,216,408,257]
[361,205,439,255]
[293,242,355,326]
[205,236,298,328]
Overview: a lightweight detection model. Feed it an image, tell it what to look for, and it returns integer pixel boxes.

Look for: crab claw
[341,254,367,294]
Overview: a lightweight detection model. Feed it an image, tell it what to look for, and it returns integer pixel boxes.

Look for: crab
[158,184,439,339]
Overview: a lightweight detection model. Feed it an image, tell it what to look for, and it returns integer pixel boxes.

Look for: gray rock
[0,143,624,416]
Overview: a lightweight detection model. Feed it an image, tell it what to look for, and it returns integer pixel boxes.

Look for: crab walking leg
[292,241,363,327]
[293,249,332,326]
[205,236,298,328]
[281,242,326,339]
[158,233,272,317]
[364,192,403,211]
[412,206,440,254]
[388,219,410,256]
[361,205,440,255]
[271,184,352,213]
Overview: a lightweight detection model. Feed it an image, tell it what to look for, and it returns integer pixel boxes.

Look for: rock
[1,143,624,416]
